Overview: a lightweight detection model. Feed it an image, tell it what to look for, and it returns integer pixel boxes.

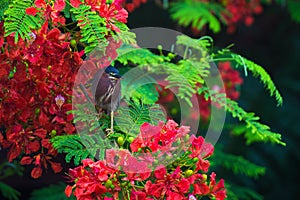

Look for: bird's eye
[110,72,116,76]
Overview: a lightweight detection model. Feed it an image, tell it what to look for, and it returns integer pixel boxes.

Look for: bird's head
[105,66,122,80]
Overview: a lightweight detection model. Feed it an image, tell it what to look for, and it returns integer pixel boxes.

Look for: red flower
[221,0,263,33]
[0,22,82,178]
[26,7,38,16]
[131,190,147,200]
[190,174,210,196]
[5,125,41,161]
[124,0,148,12]
[35,0,46,8]
[97,0,128,32]
[65,185,73,197]
[54,0,66,11]
[31,167,43,179]
[65,159,118,199]
[130,120,189,154]
[145,166,190,199]
[70,0,83,8]
[209,172,227,200]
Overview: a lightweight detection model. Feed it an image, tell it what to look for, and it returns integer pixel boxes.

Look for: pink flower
[55,94,65,109]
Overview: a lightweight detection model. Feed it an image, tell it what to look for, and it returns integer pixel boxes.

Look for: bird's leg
[110,110,114,133]
[106,111,114,136]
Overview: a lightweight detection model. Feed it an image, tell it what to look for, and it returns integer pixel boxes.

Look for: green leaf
[51,134,111,165]
[231,54,283,106]
[212,149,266,178]
[0,182,20,200]
[30,182,75,200]
[225,182,263,200]
[287,0,300,23]
[113,30,136,45]
[130,84,159,104]
[199,87,285,145]
[71,5,107,54]
[115,99,166,136]
[0,0,11,21]
[170,0,227,33]
[117,46,165,66]
[121,71,159,104]
[4,0,43,42]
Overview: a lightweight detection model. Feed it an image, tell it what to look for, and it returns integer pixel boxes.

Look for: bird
[92,66,122,133]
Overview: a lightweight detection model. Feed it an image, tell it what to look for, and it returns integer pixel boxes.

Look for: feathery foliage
[286,0,300,23]
[30,182,75,200]
[71,5,108,54]
[114,29,136,46]
[115,35,285,146]
[62,0,76,21]
[4,0,42,43]
[51,134,111,166]
[51,103,112,165]
[170,0,227,33]
[231,53,283,106]
[212,149,266,178]
[176,35,214,52]
[0,162,23,200]
[199,87,285,145]
[117,46,165,66]
[120,65,160,104]
[0,0,11,21]
[115,99,166,136]
[226,182,263,200]
[0,182,20,200]
[52,100,165,165]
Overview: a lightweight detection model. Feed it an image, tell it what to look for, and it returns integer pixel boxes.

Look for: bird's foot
[105,128,114,136]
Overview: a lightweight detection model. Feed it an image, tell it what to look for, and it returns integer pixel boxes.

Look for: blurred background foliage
[127,1,299,199]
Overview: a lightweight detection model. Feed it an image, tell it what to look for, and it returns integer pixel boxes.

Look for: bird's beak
[109,74,122,80]
[115,74,122,79]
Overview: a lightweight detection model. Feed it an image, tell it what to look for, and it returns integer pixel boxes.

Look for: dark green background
[127,2,300,199]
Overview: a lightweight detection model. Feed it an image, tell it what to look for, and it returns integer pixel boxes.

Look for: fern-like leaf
[51,134,111,165]
[199,87,285,145]
[121,66,160,104]
[176,35,213,52]
[4,0,42,42]
[115,99,166,136]
[231,53,283,106]
[287,0,300,23]
[0,182,20,200]
[0,0,11,21]
[30,182,75,200]
[71,5,108,54]
[170,0,227,33]
[116,46,166,66]
[226,182,263,200]
[212,149,266,178]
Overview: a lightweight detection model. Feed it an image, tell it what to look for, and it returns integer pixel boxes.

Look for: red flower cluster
[124,0,148,12]
[65,158,119,199]
[218,61,243,100]
[26,0,128,32]
[0,22,82,178]
[26,0,67,25]
[130,120,189,153]
[221,0,263,33]
[70,0,128,32]
[1,0,129,179]
[65,120,226,199]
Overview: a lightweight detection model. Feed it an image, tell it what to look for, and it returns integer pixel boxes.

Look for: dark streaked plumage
[92,66,122,132]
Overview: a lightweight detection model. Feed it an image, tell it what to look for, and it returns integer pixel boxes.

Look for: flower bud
[184,169,194,178]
